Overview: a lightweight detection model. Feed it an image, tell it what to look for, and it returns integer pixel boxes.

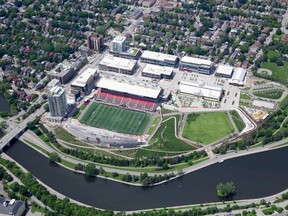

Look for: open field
[182,112,234,144]
[148,115,195,151]
[230,110,245,132]
[79,102,151,135]
[253,89,284,100]
[261,61,288,82]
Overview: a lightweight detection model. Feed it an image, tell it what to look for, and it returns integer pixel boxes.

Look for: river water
[4,139,288,211]
[0,94,9,113]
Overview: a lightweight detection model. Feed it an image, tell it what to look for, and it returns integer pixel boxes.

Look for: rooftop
[99,55,137,71]
[229,67,246,84]
[181,56,213,66]
[49,86,65,96]
[71,68,96,87]
[141,50,178,62]
[215,64,234,76]
[112,36,126,43]
[96,78,161,99]
[142,64,174,76]
[0,198,25,216]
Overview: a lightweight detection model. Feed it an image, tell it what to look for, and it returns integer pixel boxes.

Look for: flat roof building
[179,56,213,74]
[48,86,67,118]
[229,68,246,86]
[215,64,234,78]
[47,79,60,91]
[99,55,137,75]
[179,81,223,101]
[0,198,26,216]
[96,78,162,100]
[142,64,174,79]
[140,50,179,67]
[71,68,98,94]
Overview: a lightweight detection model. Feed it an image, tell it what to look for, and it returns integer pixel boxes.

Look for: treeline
[214,98,288,154]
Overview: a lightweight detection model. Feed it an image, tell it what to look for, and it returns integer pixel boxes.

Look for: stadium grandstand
[140,50,179,67]
[94,78,162,112]
[179,56,213,74]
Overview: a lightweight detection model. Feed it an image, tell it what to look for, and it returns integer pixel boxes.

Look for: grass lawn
[79,102,151,135]
[267,50,280,59]
[261,61,288,82]
[253,89,284,100]
[72,103,87,119]
[135,148,185,158]
[148,115,195,151]
[54,127,87,146]
[146,116,161,135]
[182,112,234,144]
[230,110,245,132]
[240,93,251,100]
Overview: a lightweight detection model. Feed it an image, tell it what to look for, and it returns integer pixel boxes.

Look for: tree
[48,152,61,163]
[217,182,236,198]
[84,164,98,177]
[276,28,282,35]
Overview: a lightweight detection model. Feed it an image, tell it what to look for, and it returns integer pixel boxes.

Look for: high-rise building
[48,86,68,118]
[87,34,104,51]
[111,36,127,53]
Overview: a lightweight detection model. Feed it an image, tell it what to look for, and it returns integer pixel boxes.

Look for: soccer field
[79,103,151,135]
[182,112,234,144]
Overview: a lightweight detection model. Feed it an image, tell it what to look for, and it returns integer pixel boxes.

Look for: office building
[87,34,104,51]
[71,68,98,95]
[140,50,179,67]
[99,55,137,75]
[111,36,127,53]
[48,86,67,118]
[215,64,234,78]
[179,56,213,74]
[142,64,174,79]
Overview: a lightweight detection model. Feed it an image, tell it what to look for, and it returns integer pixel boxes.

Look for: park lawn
[267,50,280,59]
[135,148,185,158]
[148,115,195,151]
[79,102,151,135]
[253,89,284,100]
[261,61,288,81]
[230,110,245,132]
[182,112,234,144]
[146,116,161,135]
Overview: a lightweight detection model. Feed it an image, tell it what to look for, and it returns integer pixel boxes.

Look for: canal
[4,140,288,211]
[0,94,9,113]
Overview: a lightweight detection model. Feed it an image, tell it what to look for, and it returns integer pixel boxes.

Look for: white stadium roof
[99,55,137,71]
[229,68,246,85]
[181,56,213,66]
[215,64,234,76]
[141,50,178,62]
[179,81,223,100]
[142,64,174,76]
[71,68,96,87]
[96,78,161,99]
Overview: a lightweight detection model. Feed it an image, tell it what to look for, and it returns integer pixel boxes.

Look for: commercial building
[71,68,98,95]
[87,33,104,51]
[142,64,174,79]
[109,47,141,60]
[99,55,137,75]
[0,198,26,216]
[48,86,68,118]
[46,79,60,91]
[111,36,127,53]
[229,68,246,86]
[179,56,213,74]
[179,81,223,101]
[140,50,179,67]
[215,64,234,78]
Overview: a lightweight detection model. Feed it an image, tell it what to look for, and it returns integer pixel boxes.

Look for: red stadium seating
[94,89,157,112]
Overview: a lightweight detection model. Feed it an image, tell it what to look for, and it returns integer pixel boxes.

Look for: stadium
[68,77,163,147]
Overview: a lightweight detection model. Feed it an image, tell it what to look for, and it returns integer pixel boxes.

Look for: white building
[140,50,179,67]
[179,81,223,101]
[111,36,127,53]
[71,68,98,94]
[141,64,174,79]
[179,56,213,74]
[99,55,137,75]
[215,64,234,78]
[48,86,67,118]
[229,68,246,86]
[96,78,162,100]
[46,79,60,91]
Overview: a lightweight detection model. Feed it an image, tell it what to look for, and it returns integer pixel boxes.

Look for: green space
[230,110,245,132]
[135,148,185,158]
[72,103,87,119]
[240,93,251,100]
[261,61,288,81]
[182,112,234,144]
[79,102,151,135]
[253,88,284,99]
[146,116,161,135]
[267,50,280,59]
[148,115,195,151]
[54,127,87,146]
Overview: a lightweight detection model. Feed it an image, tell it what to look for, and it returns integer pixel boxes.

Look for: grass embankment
[230,110,245,132]
[146,116,161,135]
[72,103,87,119]
[54,127,87,146]
[79,102,151,135]
[182,112,234,144]
[253,89,284,100]
[148,115,195,151]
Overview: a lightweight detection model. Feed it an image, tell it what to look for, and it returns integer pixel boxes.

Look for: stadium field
[182,112,234,144]
[79,102,151,135]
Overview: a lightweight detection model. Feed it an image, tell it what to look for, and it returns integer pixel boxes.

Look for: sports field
[79,102,151,135]
[182,112,234,144]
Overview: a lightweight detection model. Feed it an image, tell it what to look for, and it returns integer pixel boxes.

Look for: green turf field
[79,102,151,135]
[182,112,234,144]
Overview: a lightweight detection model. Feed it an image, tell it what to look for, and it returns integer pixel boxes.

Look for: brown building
[87,34,104,51]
